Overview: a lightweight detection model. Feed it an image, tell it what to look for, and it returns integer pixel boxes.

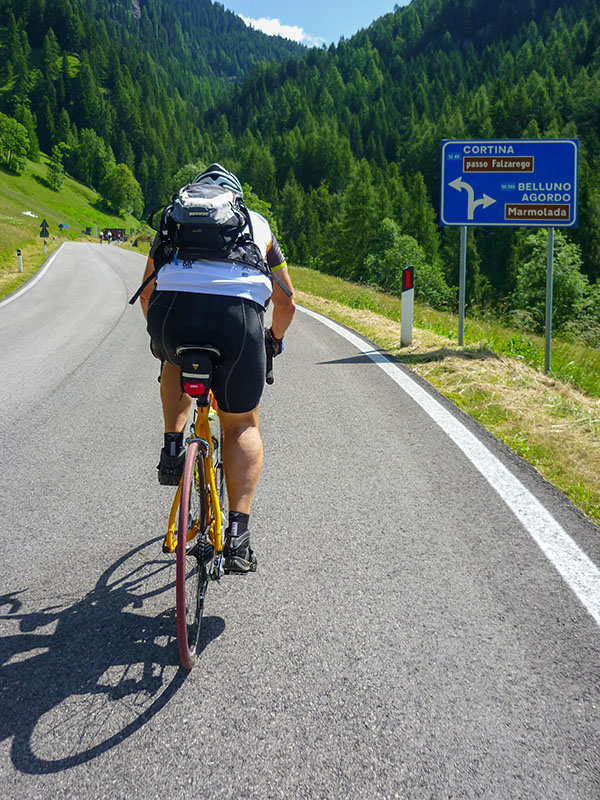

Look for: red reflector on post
[402,265,414,292]
[184,381,206,396]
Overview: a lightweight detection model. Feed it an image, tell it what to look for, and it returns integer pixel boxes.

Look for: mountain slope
[0,0,305,202]
[197,0,600,321]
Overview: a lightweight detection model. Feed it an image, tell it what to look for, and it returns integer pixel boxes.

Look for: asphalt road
[0,242,599,799]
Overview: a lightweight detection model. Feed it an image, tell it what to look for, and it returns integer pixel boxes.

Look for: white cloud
[240,15,325,47]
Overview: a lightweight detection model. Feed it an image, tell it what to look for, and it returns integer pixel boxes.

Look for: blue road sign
[440,139,579,227]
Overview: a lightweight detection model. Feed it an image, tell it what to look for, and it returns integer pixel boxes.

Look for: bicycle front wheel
[176,441,209,669]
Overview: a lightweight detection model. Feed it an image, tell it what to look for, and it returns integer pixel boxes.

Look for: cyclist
[138,164,295,573]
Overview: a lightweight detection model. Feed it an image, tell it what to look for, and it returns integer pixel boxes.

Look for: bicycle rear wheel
[176,441,209,669]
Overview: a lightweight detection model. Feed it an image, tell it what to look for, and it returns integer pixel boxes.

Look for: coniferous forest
[1,0,600,342]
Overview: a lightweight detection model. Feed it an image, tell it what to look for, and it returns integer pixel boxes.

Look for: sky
[220,1,412,47]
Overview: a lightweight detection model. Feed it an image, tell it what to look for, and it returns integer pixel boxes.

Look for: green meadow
[0,156,141,298]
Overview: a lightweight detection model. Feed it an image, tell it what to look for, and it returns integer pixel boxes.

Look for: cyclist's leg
[218,406,263,515]
[160,361,193,432]
[207,298,264,571]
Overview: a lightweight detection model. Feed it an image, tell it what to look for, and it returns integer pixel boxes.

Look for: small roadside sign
[440,139,579,227]
[39,219,49,238]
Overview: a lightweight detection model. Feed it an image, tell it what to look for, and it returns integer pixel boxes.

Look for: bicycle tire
[176,441,209,669]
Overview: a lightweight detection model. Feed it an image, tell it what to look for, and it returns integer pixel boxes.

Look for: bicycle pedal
[210,556,225,581]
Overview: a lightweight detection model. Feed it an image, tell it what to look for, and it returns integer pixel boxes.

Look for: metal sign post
[458,226,467,345]
[40,218,49,257]
[545,228,555,374]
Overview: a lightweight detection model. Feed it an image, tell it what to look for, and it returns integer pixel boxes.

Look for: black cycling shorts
[146,290,266,413]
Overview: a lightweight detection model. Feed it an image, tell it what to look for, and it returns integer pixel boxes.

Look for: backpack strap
[129,267,159,305]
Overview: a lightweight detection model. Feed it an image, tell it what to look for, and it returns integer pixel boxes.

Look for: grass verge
[289,266,600,527]
[289,267,600,398]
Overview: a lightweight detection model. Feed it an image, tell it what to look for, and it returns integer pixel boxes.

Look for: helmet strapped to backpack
[193,163,244,196]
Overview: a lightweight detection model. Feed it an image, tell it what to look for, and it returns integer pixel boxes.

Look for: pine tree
[42,28,60,80]
[47,143,67,190]
[330,159,380,281]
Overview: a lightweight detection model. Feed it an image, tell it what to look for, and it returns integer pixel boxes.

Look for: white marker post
[401,264,415,347]
[16,249,22,273]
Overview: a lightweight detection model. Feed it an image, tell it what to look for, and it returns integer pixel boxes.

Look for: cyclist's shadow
[0,537,225,774]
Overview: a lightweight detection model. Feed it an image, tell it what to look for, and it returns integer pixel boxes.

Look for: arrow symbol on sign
[449,177,496,220]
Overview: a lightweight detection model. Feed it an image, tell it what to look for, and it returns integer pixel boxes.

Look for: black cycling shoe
[223,529,257,574]
[157,447,185,485]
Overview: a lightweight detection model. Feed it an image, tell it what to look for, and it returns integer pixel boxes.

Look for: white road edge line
[0,242,66,310]
[298,304,600,628]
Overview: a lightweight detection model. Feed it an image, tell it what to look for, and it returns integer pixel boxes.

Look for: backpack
[129,183,292,306]
[156,183,266,271]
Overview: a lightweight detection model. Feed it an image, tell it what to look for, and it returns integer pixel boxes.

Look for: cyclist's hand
[265,327,284,357]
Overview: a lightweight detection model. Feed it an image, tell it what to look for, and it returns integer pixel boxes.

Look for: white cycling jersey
[152,210,285,308]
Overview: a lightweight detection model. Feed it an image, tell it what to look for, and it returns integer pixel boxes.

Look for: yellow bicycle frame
[163,400,223,556]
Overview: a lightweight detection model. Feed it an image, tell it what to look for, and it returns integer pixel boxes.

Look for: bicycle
[161,344,225,669]
[162,343,275,670]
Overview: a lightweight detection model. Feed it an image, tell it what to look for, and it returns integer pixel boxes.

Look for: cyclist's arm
[139,255,156,319]
[140,235,161,318]
[267,237,295,340]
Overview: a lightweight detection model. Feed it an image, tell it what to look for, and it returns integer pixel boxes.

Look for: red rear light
[184,381,206,396]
